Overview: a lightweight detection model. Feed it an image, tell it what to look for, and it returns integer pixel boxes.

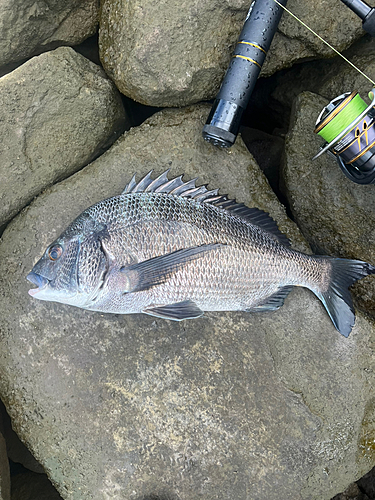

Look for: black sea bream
[27,171,375,337]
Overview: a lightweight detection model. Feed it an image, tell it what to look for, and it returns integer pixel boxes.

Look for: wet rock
[282,91,375,316]
[0,409,10,500]
[11,471,62,500]
[0,46,128,228]
[0,0,99,69]
[272,35,375,118]
[0,105,374,500]
[99,0,364,106]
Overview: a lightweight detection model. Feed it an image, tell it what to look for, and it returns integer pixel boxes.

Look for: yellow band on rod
[238,41,266,54]
[233,55,261,68]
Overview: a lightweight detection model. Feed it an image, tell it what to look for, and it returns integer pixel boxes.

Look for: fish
[27,170,375,337]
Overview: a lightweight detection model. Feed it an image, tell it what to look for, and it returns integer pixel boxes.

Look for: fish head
[27,232,82,303]
[27,212,107,306]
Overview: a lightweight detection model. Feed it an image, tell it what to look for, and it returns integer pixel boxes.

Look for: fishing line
[272,0,375,86]
[202,0,375,183]
[272,0,375,184]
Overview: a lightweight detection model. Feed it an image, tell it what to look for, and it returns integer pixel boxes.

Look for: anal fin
[143,300,203,321]
[246,286,294,312]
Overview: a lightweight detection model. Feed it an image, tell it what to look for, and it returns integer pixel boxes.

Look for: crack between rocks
[41,4,80,44]
[263,332,324,425]
[21,90,50,174]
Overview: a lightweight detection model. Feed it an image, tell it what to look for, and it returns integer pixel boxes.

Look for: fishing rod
[202,0,288,148]
[203,0,375,184]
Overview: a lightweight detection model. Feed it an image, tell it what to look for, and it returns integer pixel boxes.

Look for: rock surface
[99,0,364,106]
[0,46,128,228]
[283,91,375,317]
[0,105,374,500]
[272,35,375,117]
[0,0,99,69]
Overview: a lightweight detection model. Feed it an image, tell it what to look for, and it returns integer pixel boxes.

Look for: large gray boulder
[282,91,375,317]
[99,0,363,106]
[0,0,99,69]
[0,105,374,500]
[272,35,375,115]
[0,46,128,228]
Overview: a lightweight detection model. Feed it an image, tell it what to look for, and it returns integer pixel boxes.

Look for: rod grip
[203,0,288,148]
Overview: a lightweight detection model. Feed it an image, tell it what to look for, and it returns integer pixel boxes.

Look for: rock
[0,0,99,70]
[272,35,375,118]
[0,46,128,228]
[0,408,10,500]
[272,0,364,71]
[282,91,375,317]
[11,471,62,500]
[99,0,364,106]
[0,104,374,499]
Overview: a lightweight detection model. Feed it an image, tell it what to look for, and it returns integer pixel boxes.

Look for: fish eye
[48,244,63,261]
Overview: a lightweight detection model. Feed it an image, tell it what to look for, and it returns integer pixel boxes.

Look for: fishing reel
[314,89,375,184]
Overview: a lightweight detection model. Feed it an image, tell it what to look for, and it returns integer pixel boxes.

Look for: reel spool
[314,89,375,184]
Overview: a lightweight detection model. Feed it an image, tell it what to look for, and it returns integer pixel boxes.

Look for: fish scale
[27,170,375,337]
[73,195,323,312]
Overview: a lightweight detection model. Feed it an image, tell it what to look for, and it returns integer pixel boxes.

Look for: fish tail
[313,258,375,337]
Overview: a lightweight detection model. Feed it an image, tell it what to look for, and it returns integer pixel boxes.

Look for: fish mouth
[27,272,49,296]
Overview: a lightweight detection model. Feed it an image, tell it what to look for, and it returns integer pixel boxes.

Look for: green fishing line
[317,94,367,143]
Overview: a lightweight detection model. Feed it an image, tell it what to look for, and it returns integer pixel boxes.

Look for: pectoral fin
[121,243,224,293]
[143,300,203,320]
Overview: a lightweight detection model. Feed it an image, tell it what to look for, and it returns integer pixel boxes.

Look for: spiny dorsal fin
[121,170,290,246]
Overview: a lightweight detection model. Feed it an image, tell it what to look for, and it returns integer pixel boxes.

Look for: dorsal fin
[121,171,290,246]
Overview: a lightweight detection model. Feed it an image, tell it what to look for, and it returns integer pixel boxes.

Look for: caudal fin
[313,258,375,337]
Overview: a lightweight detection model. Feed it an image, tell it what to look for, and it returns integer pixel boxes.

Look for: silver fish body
[27,171,375,337]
